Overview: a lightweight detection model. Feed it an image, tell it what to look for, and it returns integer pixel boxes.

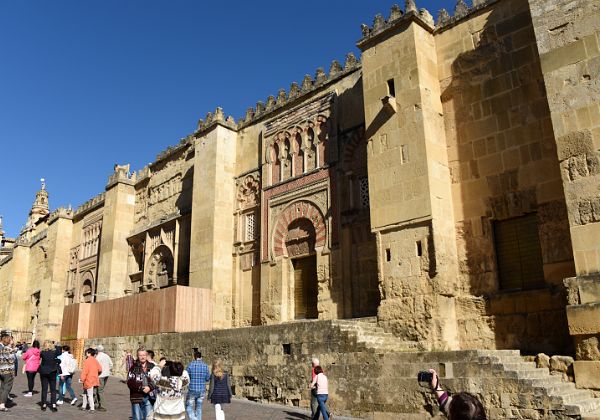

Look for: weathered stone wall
[436,0,574,352]
[564,274,600,389]
[528,0,600,276]
[88,322,593,419]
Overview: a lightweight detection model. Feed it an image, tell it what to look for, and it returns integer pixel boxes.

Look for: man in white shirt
[94,344,113,412]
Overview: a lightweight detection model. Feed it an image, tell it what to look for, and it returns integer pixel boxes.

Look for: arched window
[270,143,280,185]
[306,128,316,172]
[81,278,94,303]
[293,133,303,177]
[282,138,292,180]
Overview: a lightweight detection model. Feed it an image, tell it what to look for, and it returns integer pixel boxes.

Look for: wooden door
[293,255,318,319]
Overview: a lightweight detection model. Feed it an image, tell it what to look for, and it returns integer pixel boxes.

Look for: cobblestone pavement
[3,371,363,419]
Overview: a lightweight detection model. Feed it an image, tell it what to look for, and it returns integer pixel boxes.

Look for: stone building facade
[0,0,598,366]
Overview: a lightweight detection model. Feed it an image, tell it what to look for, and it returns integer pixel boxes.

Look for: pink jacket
[22,347,41,372]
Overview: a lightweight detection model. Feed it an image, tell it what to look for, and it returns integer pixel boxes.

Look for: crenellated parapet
[106,163,136,189]
[358,0,499,45]
[15,229,47,248]
[73,192,106,219]
[47,207,74,225]
[236,53,360,129]
[436,0,497,30]
[152,135,193,166]
[358,1,435,48]
[195,107,238,136]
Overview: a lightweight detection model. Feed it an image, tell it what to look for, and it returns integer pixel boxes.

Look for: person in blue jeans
[310,366,330,420]
[186,348,211,420]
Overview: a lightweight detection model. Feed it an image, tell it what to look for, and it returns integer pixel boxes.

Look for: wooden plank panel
[66,286,212,339]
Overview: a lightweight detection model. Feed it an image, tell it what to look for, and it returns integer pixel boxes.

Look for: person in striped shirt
[0,331,17,412]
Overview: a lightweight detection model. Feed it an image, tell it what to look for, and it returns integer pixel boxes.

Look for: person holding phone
[423,369,487,420]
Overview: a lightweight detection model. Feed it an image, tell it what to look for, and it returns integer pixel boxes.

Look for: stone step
[565,398,600,416]
[552,390,595,404]
[541,381,578,395]
[582,408,600,420]
[493,362,538,371]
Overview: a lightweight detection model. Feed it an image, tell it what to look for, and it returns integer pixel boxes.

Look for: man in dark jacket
[126,348,155,420]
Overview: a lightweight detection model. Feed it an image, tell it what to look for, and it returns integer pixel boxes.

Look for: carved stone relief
[236,174,260,210]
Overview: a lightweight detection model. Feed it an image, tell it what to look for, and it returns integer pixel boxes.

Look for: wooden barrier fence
[60,286,212,340]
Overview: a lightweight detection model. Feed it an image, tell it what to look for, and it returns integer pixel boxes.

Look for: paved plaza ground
[3,370,362,419]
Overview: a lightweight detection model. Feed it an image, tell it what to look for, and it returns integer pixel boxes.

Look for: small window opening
[386,248,391,261]
[416,240,423,257]
[401,144,409,164]
[387,79,396,97]
[282,343,291,355]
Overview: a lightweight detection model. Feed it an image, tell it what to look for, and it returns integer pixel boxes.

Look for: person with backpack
[22,340,41,397]
[79,348,102,412]
[207,360,232,420]
[149,358,190,420]
[57,345,78,405]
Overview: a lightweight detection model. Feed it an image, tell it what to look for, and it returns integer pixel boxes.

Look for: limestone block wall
[528,0,600,276]
[189,124,238,329]
[436,0,574,353]
[88,322,593,419]
[359,17,460,350]
[564,274,600,389]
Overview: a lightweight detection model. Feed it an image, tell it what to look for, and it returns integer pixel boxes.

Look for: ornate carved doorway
[293,255,318,320]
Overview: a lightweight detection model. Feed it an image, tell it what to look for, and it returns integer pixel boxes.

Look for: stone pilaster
[359,16,459,349]
[190,123,237,329]
[96,167,135,301]
[37,210,73,341]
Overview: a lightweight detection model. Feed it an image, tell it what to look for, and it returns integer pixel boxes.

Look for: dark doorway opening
[293,255,318,320]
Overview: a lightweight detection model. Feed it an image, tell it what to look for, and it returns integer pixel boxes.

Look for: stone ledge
[567,302,600,335]
[575,361,600,390]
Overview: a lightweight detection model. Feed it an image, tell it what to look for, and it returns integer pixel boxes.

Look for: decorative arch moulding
[271,199,327,259]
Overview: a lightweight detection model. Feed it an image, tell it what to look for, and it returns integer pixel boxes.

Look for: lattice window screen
[359,176,370,209]
[245,213,256,241]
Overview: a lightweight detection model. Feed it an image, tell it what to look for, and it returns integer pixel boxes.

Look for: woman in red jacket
[79,348,102,412]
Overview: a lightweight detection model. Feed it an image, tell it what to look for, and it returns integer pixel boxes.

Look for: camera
[417,371,433,386]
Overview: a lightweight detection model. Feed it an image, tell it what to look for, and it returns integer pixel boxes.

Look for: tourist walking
[125,349,134,372]
[310,358,320,417]
[57,345,78,405]
[207,359,232,420]
[39,340,60,412]
[80,348,102,412]
[0,331,17,412]
[147,349,158,410]
[310,366,330,420]
[186,348,211,420]
[95,344,113,411]
[22,339,41,397]
[149,358,190,420]
[127,348,155,420]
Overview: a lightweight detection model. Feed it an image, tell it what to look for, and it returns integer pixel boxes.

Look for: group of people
[0,330,113,413]
[125,347,232,420]
[0,328,484,420]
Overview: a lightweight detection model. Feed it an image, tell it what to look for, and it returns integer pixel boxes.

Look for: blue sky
[0,0,457,237]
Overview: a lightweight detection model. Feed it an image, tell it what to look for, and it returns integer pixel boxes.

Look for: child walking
[80,348,102,411]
